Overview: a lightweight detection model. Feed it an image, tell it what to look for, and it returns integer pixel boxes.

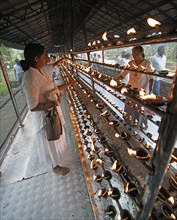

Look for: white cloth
[22,65,68,167]
[150,53,166,81]
[121,59,154,94]
[13,64,23,79]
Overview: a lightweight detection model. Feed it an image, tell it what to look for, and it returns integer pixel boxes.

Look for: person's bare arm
[149,78,154,94]
[57,80,76,90]
[52,57,71,67]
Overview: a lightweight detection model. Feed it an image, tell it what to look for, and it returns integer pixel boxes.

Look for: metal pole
[0,53,23,127]
[137,69,177,220]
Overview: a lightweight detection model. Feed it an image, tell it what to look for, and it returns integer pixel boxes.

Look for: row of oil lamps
[60,64,177,219]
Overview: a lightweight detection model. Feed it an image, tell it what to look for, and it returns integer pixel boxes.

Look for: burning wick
[112,160,123,173]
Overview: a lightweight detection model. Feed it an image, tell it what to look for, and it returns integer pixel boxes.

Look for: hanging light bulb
[147,17,161,27]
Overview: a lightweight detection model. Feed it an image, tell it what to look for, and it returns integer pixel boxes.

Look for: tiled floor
[0,89,95,220]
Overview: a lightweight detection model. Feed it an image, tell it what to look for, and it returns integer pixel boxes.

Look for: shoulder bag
[45,105,62,141]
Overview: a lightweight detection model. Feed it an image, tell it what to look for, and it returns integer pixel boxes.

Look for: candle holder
[160,204,176,220]
[118,209,134,220]
[169,174,177,190]
[98,187,108,198]
[108,187,121,200]
[105,205,117,218]
[102,170,112,180]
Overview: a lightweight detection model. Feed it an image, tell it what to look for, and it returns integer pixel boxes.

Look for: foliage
[0,44,24,97]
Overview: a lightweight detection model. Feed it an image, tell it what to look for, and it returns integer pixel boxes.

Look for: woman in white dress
[21,43,76,175]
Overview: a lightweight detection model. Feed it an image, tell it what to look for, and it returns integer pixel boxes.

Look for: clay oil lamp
[149,212,159,220]
[90,160,98,170]
[85,130,92,136]
[133,119,138,126]
[160,204,176,220]
[109,120,119,127]
[124,181,138,197]
[105,205,117,218]
[95,103,104,109]
[140,122,147,130]
[91,144,101,154]
[127,147,150,161]
[118,209,134,220]
[93,174,102,183]
[100,110,110,117]
[102,170,112,180]
[87,154,95,161]
[96,158,105,166]
[98,187,108,198]
[123,111,128,117]
[147,132,155,141]
[104,148,113,156]
[108,187,121,200]
[94,128,101,134]
[144,142,151,149]
[120,131,131,140]
[99,136,107,144]
[139,137,145,143]
[84,146,91,153]
[112,160,124,173]
[169,174,177,190]
[158,187,175,206]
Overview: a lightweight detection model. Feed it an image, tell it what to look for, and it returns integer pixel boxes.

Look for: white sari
[22,65,68,167]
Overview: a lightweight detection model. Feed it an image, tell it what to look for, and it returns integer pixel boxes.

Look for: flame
[90,161,97,170]
[110,79,117,87]
[121,87,128,94]
[168,196,175,205]
[114,34,120,38]
[140,65,145,71]
[112,160,123,172]
[127,148,137,157]
[140,93,156,100]
[92,41,96,45]
[127,28,136,34]
[97,40,101,43]
[147,17,161,27]
[85,66,91,72]
[115,133,120,138]
[132,63,138,69]
[108,188,113,196]
[100,110,108,116]
[96,158,105,166]
[88,42,91,46]
[171,213,176,220]
[98,73,102,78]
[102,32,108,41]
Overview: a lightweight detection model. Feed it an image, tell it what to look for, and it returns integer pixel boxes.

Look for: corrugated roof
[0,0,177,53]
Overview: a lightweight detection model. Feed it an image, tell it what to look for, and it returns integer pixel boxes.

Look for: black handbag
[45,106,62,141]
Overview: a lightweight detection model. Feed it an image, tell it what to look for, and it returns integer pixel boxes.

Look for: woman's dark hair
[133,45,145,58]
[20,43,45,71]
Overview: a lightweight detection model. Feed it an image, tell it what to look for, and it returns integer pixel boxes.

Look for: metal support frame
[0,54,23,127]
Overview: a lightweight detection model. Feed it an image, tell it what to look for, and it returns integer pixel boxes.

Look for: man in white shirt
[150,45,167,96]
[13,59,24,94]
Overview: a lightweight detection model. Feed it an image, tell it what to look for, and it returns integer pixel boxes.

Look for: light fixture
[147,17,161,27]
